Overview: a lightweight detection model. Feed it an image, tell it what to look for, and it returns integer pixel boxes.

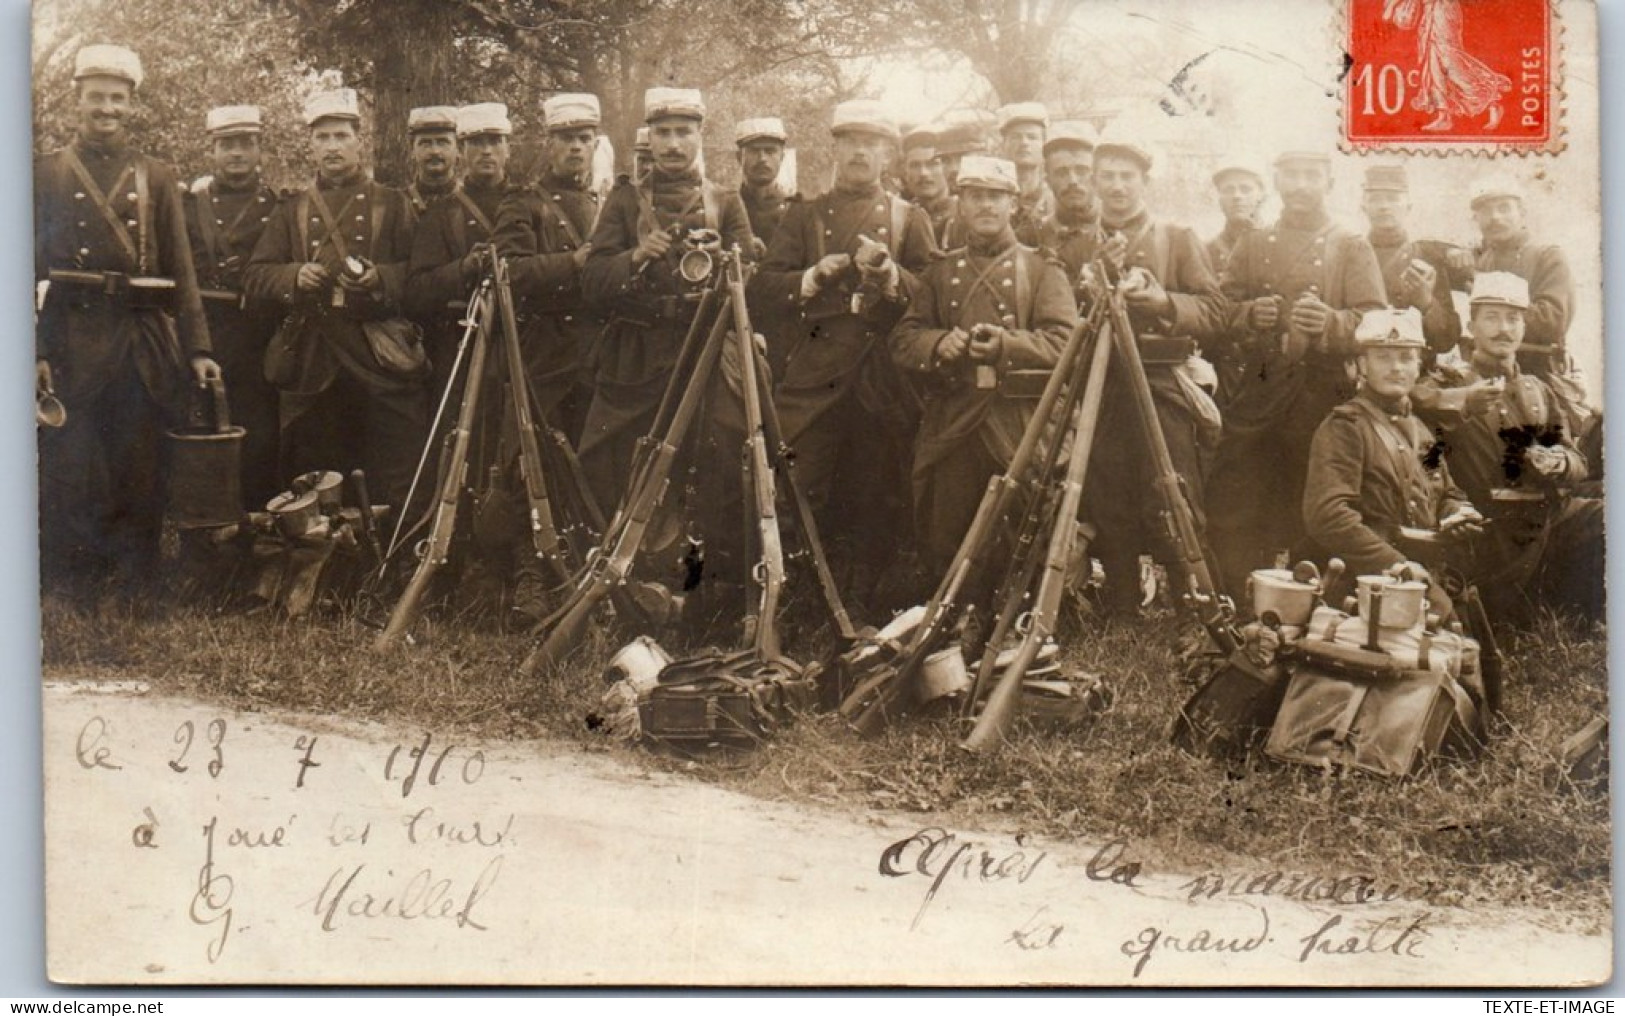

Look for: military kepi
[1354,307,1426,348]
[544,93,601,131]
[408,106,459,135]
[304,88,361,127]
[457,103,511,138]
[1043,120,1097,157]
[74,44,143,89]
[997,102,1049,133]
[956,155,1019,194]
[1362,163,1408,192]
[205,105,263,137]
[735,117,787,146]
[1469,271,1532,309]
[830,99,898,141]
[1470,175,1525,209]
[645,87,705,122]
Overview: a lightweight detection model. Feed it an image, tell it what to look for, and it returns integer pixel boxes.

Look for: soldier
[36,45,220,599]
[244,88,424,514]
[928,120,986,250]
[890,156,1077,571]
[1359,163,1459,354]
[404,106,461,218]
[734,117,791,254]
[1206,150,1386,599]
[900,127,953,245]
[405,102,514,406]
[1462,176,1575,379]
[1413,272,1602,619]
[1303,307,1483,618]
[1015,120,1098,281]
[997,102,1053,237]
[744,98,937,603]
[185,104,280,510]
[491,93,603,442]
[1071,130,1227,615]
[1204,158,1265,275]
[578,86,753,510]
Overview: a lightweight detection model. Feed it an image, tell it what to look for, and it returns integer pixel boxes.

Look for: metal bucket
[1247,568,1317,627]
[166,379,245,529]
[267,490,320,539]
[919,647,971,701]
[1356,575,1428,631]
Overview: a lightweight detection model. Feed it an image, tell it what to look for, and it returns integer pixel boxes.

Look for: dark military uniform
[890,232,1078,569]
[739,181,791,252]
[578,167,753,509]
[185,174,280,508]
[1415,361,1602,617]
[491,168,602,439]
[405,180,458,222]
[36,136,212,589]
[1010,182,1054,241]
[1302,391,1470,583]
[405,178,507,407]
[1367,227,1461,355]
[1204,221,1253,280]
[1016,214,1094,288]
[1207,209,1387,596]
[244,172,424,512]
[1063,211,1228,611]
[1473,231,1574,377]
[740,182,937,589]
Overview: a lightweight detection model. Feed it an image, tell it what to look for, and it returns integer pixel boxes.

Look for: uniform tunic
[244,171,424,510]
[739,182,791,252]
[578,166,753,509]
[890,231,1077,569]
[186,174,281,508]
[1414,358,1601,615]
[1059,210,1228,609]
[36,135,212,586]
[491,168,602,438]
[1303,390,1469,580]
[738,182,937,583]
[405,177,507,406]
[1207,207,1386,596]
[1367,226,1461,355]
[1473,229,1574,377]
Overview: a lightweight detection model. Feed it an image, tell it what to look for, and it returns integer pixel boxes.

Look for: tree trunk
[369,0,457,186]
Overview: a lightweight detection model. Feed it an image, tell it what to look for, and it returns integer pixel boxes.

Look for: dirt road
[42,680,1609,987]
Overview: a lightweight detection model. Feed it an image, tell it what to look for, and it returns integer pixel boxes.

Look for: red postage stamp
[1344,0,1558,151]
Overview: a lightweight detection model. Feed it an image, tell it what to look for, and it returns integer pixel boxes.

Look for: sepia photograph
[32,0,1608,987]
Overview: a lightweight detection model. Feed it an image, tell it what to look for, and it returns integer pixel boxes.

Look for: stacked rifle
[837,259,1237,748]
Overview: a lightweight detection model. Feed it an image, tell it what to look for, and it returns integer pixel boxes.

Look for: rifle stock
[725,255,787,659]
[491,256,571,585]
[964,306,1115,750]
[372,283,494,650]
[1098,262,1240,654]
[523,289,732,675]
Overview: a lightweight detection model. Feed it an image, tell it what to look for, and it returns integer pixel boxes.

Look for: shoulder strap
[888,195,907,257]
[812,205,826,262]
[295,192,310,261]
[531,188,585,249]
[1348,398,1434,495]
[134,160,151,275]
[455,190,495,238]
[307,186,352,261]
[194,182,222,272]
[1014,247,1032,330]
[61,147,139,268]
[701,182,720,234]
[956,249,1017,331]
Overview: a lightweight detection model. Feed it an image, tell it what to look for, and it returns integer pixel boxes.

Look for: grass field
[40,577,1611,928]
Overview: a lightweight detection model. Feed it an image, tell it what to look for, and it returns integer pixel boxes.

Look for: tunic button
[76,221,86,228]
[878,227,888,235]
[956,259,966,268]
[355,214,364,221]
[950,301,959,308]
[126,192,137,202]
[1001,278,1012,286]
[1312,259,1322,267]
[77,247,89,255]
[216,219,224,226]
[73,192,84,200]
[950,278,960,285]
[357,193,366,200]
[824,229,833,237]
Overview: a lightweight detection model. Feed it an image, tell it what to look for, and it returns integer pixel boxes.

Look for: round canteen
[1355,574,1428,631]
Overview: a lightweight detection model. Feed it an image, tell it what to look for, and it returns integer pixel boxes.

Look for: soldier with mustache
[405,106,461,219]
[1015,121,1098,286]
[734,117,792,255]
[1459,176,1575,380]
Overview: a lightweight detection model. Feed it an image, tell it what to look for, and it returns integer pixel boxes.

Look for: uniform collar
[831,179,884,202]
[73,134,130,160]
[212,171,263,195]
[1368,224,1407,248]
[317,167,367,190]
[966,227,1018,258]
[650,165,702,189]
[1487,228,1530,254]
[1220,218,1256,243]
[463,175,506,198]
[1358,388,1412,417]
[414,177,458,200]
[1469,350,1520,380]
[542,166,587,192]
[1279,207,1331,232]
[741,180,783,202]
[1100,206,1149,234]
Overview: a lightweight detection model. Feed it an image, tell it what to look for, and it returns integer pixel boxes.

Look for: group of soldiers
[37,42,1603,632]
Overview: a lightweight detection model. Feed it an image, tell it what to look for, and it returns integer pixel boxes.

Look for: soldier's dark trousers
[39,369,168,594]
[1206,361,1351,600]
[578,375,665,515]
[278,373,428,519]
[915,440,1003,578]
[205,306,280,509]
[1084,375,1208,610]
